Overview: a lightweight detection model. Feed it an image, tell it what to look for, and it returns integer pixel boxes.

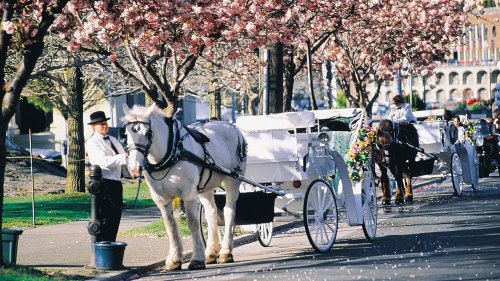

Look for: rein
[103,177,143,210]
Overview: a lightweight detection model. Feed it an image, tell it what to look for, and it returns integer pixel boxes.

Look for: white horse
[121,104,247,270]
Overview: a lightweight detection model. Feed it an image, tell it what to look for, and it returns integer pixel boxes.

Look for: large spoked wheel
[257,222,273,247]
[362,178,377,241]
[303,179,338,253]
[451,152,464,196]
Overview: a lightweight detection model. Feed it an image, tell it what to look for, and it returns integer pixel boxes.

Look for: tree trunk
[0,126,6,264]
[306,40,318,110]
[283,56,296,112]
[322,61,335,109]
[208,81,221,120]
[65,66,85,193]
[248,91,259,116]
[259,43,284,114]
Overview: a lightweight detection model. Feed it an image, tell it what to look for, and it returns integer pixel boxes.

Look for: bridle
[120,117,182,174]
[120,120,153,156]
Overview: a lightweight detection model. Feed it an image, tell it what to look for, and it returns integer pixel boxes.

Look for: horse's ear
[145,103,156,117]
[123,103,131,115]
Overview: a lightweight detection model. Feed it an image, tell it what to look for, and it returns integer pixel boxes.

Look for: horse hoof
[382,199,391,206]
[395,197,404,205]
[188,260,206,270]
[205,254,218,264]
[165,261,182,271]
[405,196,413,203]
[217,253,234,264]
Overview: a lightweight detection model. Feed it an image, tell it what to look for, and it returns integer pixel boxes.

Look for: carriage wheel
[303,179,338,253]
[362,178,377,241]
[257,222,273,247]
[199,204,224,246]
[471,151,479,192]
[451,152,464,196]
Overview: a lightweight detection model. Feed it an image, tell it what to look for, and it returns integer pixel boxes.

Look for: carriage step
[278,193,304,200]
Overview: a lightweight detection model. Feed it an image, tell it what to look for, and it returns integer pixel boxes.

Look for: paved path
[11,174,486,280]
[17,207,170,277]
[135,183,500,281]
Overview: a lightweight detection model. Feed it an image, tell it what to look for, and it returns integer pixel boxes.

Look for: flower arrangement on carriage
[464,121,477,145]
[346,125,375,181]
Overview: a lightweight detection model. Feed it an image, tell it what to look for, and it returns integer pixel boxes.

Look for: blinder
[120,121,153,154]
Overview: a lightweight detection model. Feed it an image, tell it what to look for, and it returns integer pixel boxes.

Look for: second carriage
[403,110,479,196]
[200,108,377,252]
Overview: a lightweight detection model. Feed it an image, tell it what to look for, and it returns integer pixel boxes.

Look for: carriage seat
[414,120,452,152]
[236,112,316,183]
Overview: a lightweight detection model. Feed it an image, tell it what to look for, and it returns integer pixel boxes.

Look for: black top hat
[88,111,110,125]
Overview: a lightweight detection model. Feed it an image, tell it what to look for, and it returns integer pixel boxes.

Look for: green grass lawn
[0,265,89,281]
[120,217,192,238]
[3,184,156,228]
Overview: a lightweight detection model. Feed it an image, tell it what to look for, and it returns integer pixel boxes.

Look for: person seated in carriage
[451,115,465,148]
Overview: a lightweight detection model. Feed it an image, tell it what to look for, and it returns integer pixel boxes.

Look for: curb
[88,220,303,281]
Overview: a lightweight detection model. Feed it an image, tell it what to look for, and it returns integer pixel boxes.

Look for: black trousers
[97,179,123,242]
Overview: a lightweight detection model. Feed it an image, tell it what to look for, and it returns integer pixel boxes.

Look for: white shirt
[457,126,465,143]
[86,133,128,181]
[387,103,417,123]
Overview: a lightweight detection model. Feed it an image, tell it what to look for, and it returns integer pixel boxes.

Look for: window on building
[483,1,496,8]
[484,25,488,40]
[493,26,497,37]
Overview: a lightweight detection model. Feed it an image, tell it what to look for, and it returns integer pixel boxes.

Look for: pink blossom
[67,40,80,52]
[204,50,214,60]
[107,52,117,62]
[2,21,15,34]
[246,22,257,34]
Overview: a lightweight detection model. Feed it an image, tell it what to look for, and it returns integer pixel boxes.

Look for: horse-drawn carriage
[413,118,479,195]
[200,108,377,252]
[379,109,479,203]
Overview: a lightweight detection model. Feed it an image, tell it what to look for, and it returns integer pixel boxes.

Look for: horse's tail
[235,126,247,164]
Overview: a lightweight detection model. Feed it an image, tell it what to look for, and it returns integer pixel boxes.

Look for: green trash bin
[2,228,23,265]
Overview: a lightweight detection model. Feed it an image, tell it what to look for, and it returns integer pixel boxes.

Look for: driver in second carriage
[387,95,417,124]
[386,94,419,151]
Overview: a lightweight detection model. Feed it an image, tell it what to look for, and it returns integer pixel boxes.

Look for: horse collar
[144,117,183,173]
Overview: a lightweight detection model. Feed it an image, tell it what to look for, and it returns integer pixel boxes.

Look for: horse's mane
[378,119,393,133]
[121,104,168,123]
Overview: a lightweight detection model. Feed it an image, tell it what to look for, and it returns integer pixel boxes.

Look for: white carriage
[411,110,479,195]
[200,109,377,252]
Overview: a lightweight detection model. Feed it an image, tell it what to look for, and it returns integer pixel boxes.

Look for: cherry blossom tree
[0,0,71,264]
[54,0,305,116]
[323,0,483,117]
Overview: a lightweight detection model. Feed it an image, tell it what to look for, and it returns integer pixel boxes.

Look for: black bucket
[94,241,127,270]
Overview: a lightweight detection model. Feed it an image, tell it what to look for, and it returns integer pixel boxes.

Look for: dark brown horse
[374,120,419,205]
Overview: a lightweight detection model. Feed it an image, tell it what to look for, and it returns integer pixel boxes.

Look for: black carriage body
[213,192,277,225]
[412,157,437,177]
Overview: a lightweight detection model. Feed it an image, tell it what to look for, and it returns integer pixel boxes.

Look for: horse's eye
[132,123,141,133]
